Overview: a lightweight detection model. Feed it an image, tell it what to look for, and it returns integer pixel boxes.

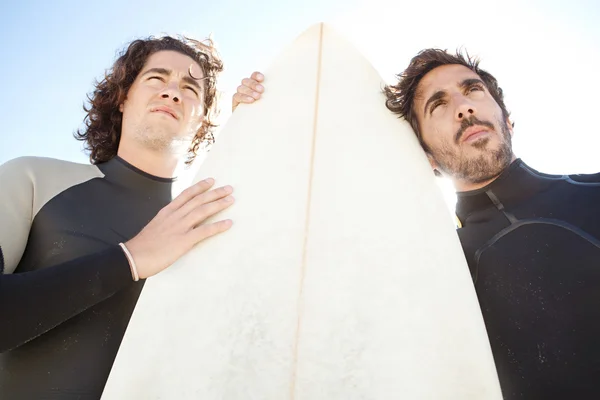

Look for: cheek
[189,102,205,121]
[481,98,503,119]
[184,104,204,131]
[422,121,452,147]
[124,86,151,109]
[426,107,454,133]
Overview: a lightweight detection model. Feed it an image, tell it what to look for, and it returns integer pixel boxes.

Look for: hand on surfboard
[124,179,234,279]
[232,71,264,111]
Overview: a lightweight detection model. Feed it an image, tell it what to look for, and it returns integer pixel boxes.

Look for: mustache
[454,116,495,144]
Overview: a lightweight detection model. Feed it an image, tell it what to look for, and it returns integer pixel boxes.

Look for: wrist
[118,242,140,281]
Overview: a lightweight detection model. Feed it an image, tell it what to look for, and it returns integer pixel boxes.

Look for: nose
[160,81,182,103]
[455,97,476,121]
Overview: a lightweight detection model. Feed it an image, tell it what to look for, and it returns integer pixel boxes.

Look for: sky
[1,0,599,196]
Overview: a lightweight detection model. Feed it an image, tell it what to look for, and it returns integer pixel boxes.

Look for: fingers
[237,84,262,100]
[176,185,233,219]
[232,92,254,111]
[234,79,263,104]
[233,91,256,106]
[188,195,235,229]
[241,77,264,94]
[251,71,264,82]
[232,72,265,111]
[165,178,215,212]
[192,219,233,244]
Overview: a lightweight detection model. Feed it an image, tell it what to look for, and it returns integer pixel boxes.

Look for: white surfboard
[102,23,502,399]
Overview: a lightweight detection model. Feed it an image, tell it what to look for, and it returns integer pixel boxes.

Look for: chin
[467,136,494,150]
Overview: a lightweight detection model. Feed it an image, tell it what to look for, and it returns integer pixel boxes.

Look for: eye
[430,100,446,114]
[468,83,484,93]
[148,76,165,82]
[184,86,199,96]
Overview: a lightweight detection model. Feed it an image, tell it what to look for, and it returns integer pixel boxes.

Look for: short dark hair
[383,49,511,150]
[75,35,223,165]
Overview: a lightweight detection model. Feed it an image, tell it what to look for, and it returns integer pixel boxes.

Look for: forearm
[0,245,134,352]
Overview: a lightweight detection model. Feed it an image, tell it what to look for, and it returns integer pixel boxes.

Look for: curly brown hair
[75,35,223,165]
[383,49,511,151]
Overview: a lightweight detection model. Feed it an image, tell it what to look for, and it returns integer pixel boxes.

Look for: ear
[119,103,124,113]
[426,153,442,177]
[506,116,514,137]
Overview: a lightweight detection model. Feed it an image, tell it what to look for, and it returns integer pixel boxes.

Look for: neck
[117,143,182,179]
[454,176,498,192]
[452,154,518,193]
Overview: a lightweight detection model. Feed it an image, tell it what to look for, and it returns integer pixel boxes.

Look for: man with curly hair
[0,35,235,398]
[235,50,600,398]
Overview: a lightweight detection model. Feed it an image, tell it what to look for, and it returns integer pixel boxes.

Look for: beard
[430,115,514,185]
[134,123,192,154]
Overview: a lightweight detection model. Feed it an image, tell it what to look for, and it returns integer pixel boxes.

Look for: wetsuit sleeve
[0,246,134,352]
[0,157,35,275]
[0,158,135,352]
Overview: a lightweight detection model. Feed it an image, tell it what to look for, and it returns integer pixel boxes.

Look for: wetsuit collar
[455,159,559,226]
[96,156,177,190]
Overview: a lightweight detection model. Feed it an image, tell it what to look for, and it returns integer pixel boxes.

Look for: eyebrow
[141,67,203,93]
[460,78,485,90]
[422,78,486,116]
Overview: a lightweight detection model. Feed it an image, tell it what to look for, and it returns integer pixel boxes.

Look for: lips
[151,106,179,120]
[462,126,488,142]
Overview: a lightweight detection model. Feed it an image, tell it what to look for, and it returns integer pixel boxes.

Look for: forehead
[417,64,481,98]
[142,50,204,80]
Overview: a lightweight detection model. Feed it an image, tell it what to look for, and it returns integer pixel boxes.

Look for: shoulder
[567,171,600,184]
[0,156,104,215]
[1,156,99,175]
[1,156,103,184]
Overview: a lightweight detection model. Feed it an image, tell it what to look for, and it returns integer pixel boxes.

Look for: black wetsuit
[457,159,600,399]
[0,156,174,399]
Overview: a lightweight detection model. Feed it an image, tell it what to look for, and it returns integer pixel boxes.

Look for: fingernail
[252,91,260,98]
[256,84,264,92]
[246,96,254,102]
[204,178,214,184]
[224,196,234,202]
[257,73,264,80]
